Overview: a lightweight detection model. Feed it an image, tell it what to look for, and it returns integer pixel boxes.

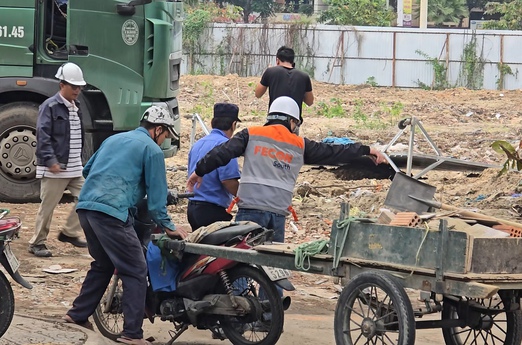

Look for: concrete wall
[181,24,522,90]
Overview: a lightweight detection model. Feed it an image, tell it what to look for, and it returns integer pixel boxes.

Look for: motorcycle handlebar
[177,193,195,199]
[166,190,195,206]
[165,238,186,252]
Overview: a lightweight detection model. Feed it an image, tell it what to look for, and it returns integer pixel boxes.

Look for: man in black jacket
[187,96,387,243]
[29,62,87,257]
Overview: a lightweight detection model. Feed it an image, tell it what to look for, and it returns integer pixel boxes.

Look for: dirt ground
[1,75,522,343]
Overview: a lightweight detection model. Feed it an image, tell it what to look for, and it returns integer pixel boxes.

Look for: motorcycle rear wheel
[0,270,15,338]
[219,265,285,345]
[92,275,124,341]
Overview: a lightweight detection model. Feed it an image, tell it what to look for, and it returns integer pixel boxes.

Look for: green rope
[332,217,354,269]
[337,218,354,228]
[294,240,329,271]
[154,234,181,275]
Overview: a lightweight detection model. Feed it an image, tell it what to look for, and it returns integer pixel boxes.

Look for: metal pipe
[419,0,428,29]
[181,242,332,274]
[392,32,397,87]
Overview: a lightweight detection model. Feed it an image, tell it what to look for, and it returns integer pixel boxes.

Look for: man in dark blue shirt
[187,103,241,230]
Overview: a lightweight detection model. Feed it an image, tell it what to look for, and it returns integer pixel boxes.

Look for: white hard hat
[268,96,300,122]
[140,105,177,138]
[55,62,86,86]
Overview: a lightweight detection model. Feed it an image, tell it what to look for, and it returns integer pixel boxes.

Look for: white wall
[181,24,522,90]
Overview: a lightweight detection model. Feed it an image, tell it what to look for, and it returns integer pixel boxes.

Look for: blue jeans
[235,208,286,243]
[235,208,285,307]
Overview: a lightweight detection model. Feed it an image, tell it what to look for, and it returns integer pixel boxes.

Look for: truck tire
[0,102,40,203]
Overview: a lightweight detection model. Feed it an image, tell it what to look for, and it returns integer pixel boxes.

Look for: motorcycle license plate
[262,266,291,281]
[3,244,19,272]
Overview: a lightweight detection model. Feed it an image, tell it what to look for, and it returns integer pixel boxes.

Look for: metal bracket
[186,113,210,148]
[331,203,350,276]
[383,117,446,179]
[435,219,449,294]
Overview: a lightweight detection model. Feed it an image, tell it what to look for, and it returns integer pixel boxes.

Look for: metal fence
[180,23,522,90]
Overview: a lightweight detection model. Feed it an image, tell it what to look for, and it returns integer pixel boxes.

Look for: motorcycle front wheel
[0,271,14,338]
[219,265,285,345]
[92,275,124,341]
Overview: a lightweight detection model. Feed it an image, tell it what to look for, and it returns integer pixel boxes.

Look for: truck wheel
[0,102,40,203]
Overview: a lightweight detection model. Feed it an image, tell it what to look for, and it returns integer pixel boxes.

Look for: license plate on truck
[4,244,19,272]
[262,266,291,281]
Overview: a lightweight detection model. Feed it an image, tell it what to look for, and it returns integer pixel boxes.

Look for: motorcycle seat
[198,223,262,245]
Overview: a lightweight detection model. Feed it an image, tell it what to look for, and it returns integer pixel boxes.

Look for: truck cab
[0,0,183,202]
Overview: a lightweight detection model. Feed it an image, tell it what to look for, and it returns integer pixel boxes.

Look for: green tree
[483,0,522,29]
[318,0,395,26]
[216,0,276,23]
[183,8,211,53]
[183,0,200,7]
[419,0,468,27]
[466,0,488,11]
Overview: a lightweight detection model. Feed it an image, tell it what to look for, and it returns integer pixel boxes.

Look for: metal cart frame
[169,203,522,345]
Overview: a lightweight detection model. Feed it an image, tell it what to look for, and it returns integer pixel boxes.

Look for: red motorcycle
[0,209,32,338]
[93,192,293,345]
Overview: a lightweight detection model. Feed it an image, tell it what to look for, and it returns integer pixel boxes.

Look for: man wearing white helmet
[64,105,187,345]
[29,62,88,257]
[187,96,387,243]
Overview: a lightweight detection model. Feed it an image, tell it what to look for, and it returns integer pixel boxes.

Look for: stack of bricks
[389,212,421,227]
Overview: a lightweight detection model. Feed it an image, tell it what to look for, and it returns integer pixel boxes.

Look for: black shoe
[28,244,52,257]
[58,233,87,248]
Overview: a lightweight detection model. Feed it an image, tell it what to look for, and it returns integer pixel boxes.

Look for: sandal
[62,314,95,331]
[116,336,153,345]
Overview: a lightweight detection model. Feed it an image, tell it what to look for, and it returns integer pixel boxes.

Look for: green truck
[0,0,183,202]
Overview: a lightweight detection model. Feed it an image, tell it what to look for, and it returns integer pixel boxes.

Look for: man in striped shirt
[29,62,87,257]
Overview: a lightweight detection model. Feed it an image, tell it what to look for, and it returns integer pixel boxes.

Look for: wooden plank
[347,266,499,299]
[471,237,522,273]
[342,257,522,282]
[341,222,470,274]
[254,243,298,254]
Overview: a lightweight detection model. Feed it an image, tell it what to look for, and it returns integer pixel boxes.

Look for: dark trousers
[67,210,147,339]
[187,200,233,231]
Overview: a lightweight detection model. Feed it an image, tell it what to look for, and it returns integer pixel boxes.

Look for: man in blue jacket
[64,105,188,345]
[29,62,88,257]
[187,103,241,230]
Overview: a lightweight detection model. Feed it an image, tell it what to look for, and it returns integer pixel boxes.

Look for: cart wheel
[334,271,415,345]
[441,292,522,345]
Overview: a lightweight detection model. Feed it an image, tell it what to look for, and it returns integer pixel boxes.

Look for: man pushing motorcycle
[64,106,188,345]
[187,96,388,242]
